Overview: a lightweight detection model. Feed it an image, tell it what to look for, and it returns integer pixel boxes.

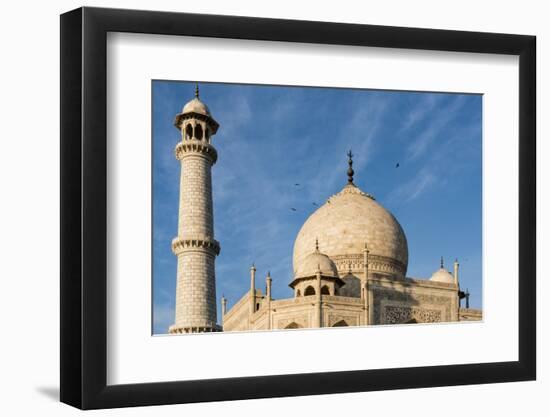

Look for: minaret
[315,264,323,328]
[169,85,221,334]
[453,258,459,286]
[221,295,227,318]
[266,272,272,330]
[249,264,257,315]
[363,242,369,325]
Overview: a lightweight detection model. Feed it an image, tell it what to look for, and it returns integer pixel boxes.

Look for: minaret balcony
[175,140,218,164]
[171,236,220,255]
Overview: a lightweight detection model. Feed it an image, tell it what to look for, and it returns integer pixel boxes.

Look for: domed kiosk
[430,257,456,284]
[289,240,345,298]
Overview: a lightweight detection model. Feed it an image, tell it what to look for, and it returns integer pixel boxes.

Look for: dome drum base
[331,253,407,278]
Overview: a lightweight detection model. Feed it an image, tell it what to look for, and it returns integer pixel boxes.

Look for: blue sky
[152,81,482,334]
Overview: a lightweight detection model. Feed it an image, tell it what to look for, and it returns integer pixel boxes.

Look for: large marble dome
[293,183,409,279]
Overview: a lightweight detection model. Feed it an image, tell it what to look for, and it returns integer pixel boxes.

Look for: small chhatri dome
[294,240,339,279]
[430,257,454,283]
[174,84,219,134]
[181,85,212,116]
[293,153,408,279]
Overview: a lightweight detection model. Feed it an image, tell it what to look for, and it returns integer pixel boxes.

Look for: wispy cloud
[406,95,468,160]
[304,93,391,197]
[152,82,483,331]
[399,94,442,132]
[388,167,437,203]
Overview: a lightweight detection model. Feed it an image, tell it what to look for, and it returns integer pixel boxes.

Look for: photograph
[152,81,483,334]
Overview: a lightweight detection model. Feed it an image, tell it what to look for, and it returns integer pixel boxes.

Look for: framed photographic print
[60,6,536,410]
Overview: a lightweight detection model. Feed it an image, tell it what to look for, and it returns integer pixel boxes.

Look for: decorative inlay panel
[384,305,442,324]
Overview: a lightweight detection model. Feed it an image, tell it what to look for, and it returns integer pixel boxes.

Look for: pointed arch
[332,320,348,327]
[284,322,301,329]
[194,124,203,140]
[321,285,330,295]
[185,123,193,140]
[304,286,315,296]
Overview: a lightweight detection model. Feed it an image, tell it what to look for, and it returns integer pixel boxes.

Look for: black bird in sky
[294,183,300,186]
[290,207,297,211]
[312,202,318,206]
[395,162,400,168]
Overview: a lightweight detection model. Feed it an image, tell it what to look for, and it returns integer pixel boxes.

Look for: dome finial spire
[194,83,200,98]
[440,256,444,269]
[315,237,319,252]
[347,150,354,184]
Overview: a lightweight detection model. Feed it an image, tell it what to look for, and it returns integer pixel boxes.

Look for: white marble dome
[182,97,211,116]
[430,268,455,283]
[293,183,408,278]
[294,249,339,278]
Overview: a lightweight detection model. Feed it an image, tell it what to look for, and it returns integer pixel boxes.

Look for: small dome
[182,97,211,116]
[430,268,454,283]
[294,249,339,279]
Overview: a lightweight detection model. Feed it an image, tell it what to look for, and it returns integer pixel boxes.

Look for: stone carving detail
[172,236,220,255]
[175,140,218,164]
[331,183,375,200]
[328,314,357,327]
[277,317,307,329]
[331,253,406,277]
[169,324,220,334]
[384,305,441,324]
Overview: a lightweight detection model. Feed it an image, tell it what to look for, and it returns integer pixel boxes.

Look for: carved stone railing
[171,236,220,255]
[175,140,218,164]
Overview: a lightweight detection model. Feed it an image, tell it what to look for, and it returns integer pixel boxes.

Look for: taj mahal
[168,86,482,334]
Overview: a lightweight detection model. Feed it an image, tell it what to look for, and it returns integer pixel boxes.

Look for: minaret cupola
[174,84,220,143]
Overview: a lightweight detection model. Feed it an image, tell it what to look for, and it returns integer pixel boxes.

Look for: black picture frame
[60,6,536,410]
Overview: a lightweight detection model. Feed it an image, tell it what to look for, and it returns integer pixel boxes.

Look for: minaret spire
[440,256,444,269]
[347,150,354,184]
[194,83,200,98]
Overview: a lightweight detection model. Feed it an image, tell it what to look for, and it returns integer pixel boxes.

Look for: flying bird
[294,183,300,186]
[290,207,297,211]
[312,202,318,206]
[395,162,400,168]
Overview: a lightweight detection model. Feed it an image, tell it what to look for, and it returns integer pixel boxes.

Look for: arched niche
[194,124,203,140]
[185,123,193,140]
[304,286,315,296]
